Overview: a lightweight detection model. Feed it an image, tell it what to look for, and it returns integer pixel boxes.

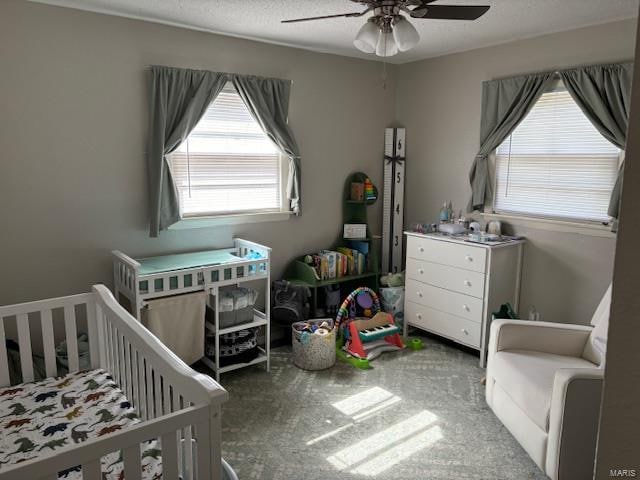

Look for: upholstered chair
[486,285,611,480]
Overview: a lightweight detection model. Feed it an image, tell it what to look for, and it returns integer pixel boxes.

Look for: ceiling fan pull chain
[382,54,388,90]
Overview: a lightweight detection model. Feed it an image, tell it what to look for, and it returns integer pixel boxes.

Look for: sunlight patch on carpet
[326,410,439,471]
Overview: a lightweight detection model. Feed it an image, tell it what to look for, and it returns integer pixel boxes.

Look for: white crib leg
[210,406,222,480]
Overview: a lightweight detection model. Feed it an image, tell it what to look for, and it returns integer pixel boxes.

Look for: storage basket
[205,328,260,368]
[208,287,258,329]
[292,319,336,371]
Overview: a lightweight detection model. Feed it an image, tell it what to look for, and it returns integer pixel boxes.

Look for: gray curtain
[468,73,554,211]
[231,75,302,214]
[560,63,633,219]
[148,66,229,236]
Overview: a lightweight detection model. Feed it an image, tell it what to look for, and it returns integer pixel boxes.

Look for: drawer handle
[418,268,424,275]
[416,313,423,320]
[419,247,425,253]
[461,328,469,335]
[417,291,423,298]
[465,254,473,262]
[464,280,471,287]
[462,304,470,312]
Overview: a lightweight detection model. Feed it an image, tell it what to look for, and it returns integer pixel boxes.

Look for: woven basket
[292,319,336,371]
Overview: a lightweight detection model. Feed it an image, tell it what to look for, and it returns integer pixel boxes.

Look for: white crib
[0,284,228,480]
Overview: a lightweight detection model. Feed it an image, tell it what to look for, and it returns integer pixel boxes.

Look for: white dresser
[403,232,524,367]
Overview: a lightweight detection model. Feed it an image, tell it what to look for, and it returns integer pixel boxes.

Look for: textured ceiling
[28,0,639,63]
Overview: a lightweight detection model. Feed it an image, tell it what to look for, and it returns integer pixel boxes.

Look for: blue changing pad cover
[137,250,241,275]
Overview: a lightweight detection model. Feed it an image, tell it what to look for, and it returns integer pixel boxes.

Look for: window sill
[169,211,292,230]
[480,213,615,238]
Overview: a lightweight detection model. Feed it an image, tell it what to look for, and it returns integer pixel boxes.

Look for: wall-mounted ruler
[382,128,406,274]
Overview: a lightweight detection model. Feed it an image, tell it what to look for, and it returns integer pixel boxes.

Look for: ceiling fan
[282,1,490,57]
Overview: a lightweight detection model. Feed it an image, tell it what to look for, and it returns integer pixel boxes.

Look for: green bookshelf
[284,172,379,317]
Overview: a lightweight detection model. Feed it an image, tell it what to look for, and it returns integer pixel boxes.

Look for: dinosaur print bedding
[0,369,162,479]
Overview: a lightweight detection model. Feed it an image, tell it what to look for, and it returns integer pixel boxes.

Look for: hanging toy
[357,290,374,318]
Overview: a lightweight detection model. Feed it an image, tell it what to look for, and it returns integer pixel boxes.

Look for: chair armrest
[488,319,592,358]
[546,368,603,480]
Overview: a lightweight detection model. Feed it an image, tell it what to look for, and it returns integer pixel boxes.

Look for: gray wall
[0,0,394,305]
[596,11,640,474]
[0,0,635,329]
[395,19,637,325]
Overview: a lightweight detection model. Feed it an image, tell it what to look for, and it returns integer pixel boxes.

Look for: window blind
[168,83,281,217]
[495,88,620,223]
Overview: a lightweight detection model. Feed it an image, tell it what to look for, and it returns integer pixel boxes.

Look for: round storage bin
[292,319,336,371]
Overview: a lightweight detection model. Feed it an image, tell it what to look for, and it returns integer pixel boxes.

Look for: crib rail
[0,285,228,480]
[0,292,99,386]
[94,284,227,479]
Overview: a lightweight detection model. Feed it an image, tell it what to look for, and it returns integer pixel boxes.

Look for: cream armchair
[486,285,611,480]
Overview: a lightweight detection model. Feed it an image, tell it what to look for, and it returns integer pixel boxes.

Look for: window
[494,85,620,223]
[168,83,283,217]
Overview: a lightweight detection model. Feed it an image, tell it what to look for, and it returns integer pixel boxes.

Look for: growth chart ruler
[382,127,406,274]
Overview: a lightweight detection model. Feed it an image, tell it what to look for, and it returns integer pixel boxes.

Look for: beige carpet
[218,335,547,480]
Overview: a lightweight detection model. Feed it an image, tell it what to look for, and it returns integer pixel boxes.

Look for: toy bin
[292,319,336,371]
[208,287,258,329]
[232,287,258,324]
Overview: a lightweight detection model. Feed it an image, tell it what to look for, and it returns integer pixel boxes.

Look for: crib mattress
[0,369,161,479]
[138,250,241,275]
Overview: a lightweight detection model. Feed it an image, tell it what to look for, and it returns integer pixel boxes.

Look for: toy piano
[347,311,404,360]
[335,287,404,366]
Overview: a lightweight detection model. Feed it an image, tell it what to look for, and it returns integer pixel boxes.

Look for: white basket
[292,319,336,371]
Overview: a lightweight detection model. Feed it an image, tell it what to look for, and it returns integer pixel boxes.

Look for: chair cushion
[583,284,612,365]
[492,350,597,431]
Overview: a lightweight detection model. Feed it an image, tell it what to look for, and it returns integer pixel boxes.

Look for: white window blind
[495,88,620,223]
[168,83,281,217]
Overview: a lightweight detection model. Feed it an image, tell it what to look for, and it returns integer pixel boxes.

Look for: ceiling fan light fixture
[392,16,420,52]
[375,30,398,57]
[353,18,380,53]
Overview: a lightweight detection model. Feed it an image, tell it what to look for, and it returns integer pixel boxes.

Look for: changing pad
[137,250,241,275]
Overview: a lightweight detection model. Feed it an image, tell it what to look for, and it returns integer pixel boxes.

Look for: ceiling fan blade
[411,5,490,20]
[281,12,365,24]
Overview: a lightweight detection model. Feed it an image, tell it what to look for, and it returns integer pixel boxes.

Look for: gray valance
[560,63,633,219]
[468,73,554,212]
[148,66,229,237]
[148,66,301,236]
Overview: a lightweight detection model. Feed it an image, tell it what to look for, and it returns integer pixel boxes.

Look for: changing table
[112,238,271,381]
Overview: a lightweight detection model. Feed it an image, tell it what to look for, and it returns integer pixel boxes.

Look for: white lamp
[375,30,398,57]
[353,19,380,53]
[392,16,419,52]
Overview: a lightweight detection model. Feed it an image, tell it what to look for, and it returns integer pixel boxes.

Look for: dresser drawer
[406,258,486,299]
[406,235,487,273]
[405,301,481,349]
[405,279,484,323]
